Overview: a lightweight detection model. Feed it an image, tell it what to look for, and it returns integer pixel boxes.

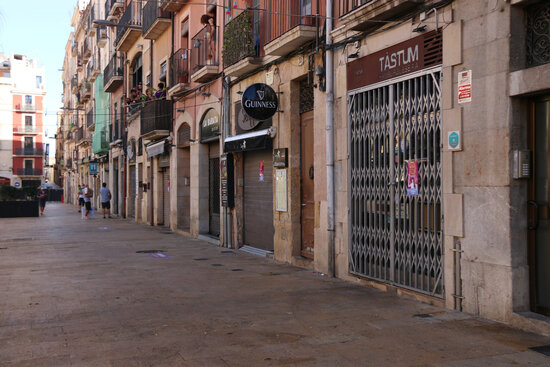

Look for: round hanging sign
[241,83,278,121]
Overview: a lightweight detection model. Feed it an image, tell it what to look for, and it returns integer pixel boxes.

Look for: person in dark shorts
[83,184,93,219]
[77,185,84,212]
[36,185,47,215]
[99,182,112,218]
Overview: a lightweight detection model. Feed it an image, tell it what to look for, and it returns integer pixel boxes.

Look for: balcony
[71,43,78,57]
[14,147,43,156]
[16,168,43,176]
[110,120,122,143]
[66,131,73,141]
[66,158,73,169]
[167,48,190,98]
[87,56,101,82]
[75,126,91,147]
[263,1,321,57]
[142,0,171,40]
[97,25,108,48]
[81,81,92,102]
[191,26,219,83]
[223,9,263,77]
[82,37,91,62]
[103,55,124,92]
[15,103,36,112]
[140,99,172,140]
[87,5,96,37]
[77,56,83,72]
[337,0,425,32]
[71,75,80,94]
[87,108,95,129]
[160,0,183,12]
[13,126,40,134]
[106,0,124,22]
[115,1,142,52]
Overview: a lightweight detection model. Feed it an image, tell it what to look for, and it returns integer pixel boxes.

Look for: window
[25,116,33,127]
[25,95,32,104]
[24,160,33,169]
[160,61,167,81]
[131,54,143,88]
[24,137,33,148]
[36,76,42,88]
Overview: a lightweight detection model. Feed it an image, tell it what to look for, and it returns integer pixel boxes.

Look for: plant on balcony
[222,10,255,67]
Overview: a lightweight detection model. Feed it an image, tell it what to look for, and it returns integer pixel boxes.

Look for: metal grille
[300,79,314,113]
[348,69,443,297]
[526,2,550,68]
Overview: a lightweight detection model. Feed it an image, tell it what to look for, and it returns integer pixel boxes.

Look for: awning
[224,129,273,153]
[147,140,166,158]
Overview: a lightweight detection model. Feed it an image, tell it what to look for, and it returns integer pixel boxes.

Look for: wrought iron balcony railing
[191,25,219,73]
[16,168,43,176]
[16,103,36,112]
[223,10,261,68]
[13,126,40,134]
[14,147,43,156]
[115,1,142,47]
[75,126,84,144]
[103,54,124,92]
[87,109,94,128]
[142,0,170,39]
[141,99,172,137]
[337,0,375,17]
[264,0,322,45]
[170,48,190,87]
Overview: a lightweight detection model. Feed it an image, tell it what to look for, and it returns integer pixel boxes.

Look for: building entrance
[528,97,550,316]
[348,68,443,297]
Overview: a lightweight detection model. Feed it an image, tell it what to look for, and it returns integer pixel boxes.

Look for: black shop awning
[224,129,273,153]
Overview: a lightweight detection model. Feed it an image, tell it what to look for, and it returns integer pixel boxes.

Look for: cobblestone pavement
[1,203,550,366]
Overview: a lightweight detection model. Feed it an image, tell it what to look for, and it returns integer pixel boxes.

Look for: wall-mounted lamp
[412,25,428,33]
[202,92,211,97]
[347,52,359,59]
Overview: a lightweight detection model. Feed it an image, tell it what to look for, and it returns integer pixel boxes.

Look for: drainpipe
[326,0,335,277]
[223,75,232,249]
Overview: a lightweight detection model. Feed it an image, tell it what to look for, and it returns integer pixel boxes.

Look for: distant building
[0,53,46,188]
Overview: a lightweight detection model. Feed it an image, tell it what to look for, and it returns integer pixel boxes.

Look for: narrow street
[0,203,549,367]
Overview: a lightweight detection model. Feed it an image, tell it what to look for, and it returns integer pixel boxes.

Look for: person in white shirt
[83,184,93,219]
[99,183,112,218]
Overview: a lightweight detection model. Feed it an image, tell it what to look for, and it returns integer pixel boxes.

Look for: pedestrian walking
[77,185,84,212]
[99,183,112,218]
[83,184,94,219]
[36,184,47,215]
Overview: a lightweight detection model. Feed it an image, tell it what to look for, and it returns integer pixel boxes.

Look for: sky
[0,0,77,141]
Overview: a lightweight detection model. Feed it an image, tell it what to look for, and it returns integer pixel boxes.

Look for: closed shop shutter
[163,169,170,226]
[243,149,274,251]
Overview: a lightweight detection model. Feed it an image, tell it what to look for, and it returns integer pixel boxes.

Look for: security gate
[348,68,443,297]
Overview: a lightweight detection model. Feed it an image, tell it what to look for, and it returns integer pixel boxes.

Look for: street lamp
[93,19,141,30]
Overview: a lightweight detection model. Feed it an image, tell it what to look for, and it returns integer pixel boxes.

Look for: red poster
[407,161,419,196]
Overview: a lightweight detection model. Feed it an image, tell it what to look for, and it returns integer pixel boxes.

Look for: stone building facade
[57,0,550,335]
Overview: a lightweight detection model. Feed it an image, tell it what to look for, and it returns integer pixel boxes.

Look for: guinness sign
[241,83,278,121]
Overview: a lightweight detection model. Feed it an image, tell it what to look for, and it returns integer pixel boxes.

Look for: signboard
[448,131,461,151]
[14,181,20,187]
[220,154,234,208]
[241,83,279,121]
[275,169,288,212]
[0,177,9,186]
[407,161,419,196]
[458,70,472,104]
[89,162,98,175]
[273,148,288,168]
[200,108,220,142]
[347,31,442,90]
